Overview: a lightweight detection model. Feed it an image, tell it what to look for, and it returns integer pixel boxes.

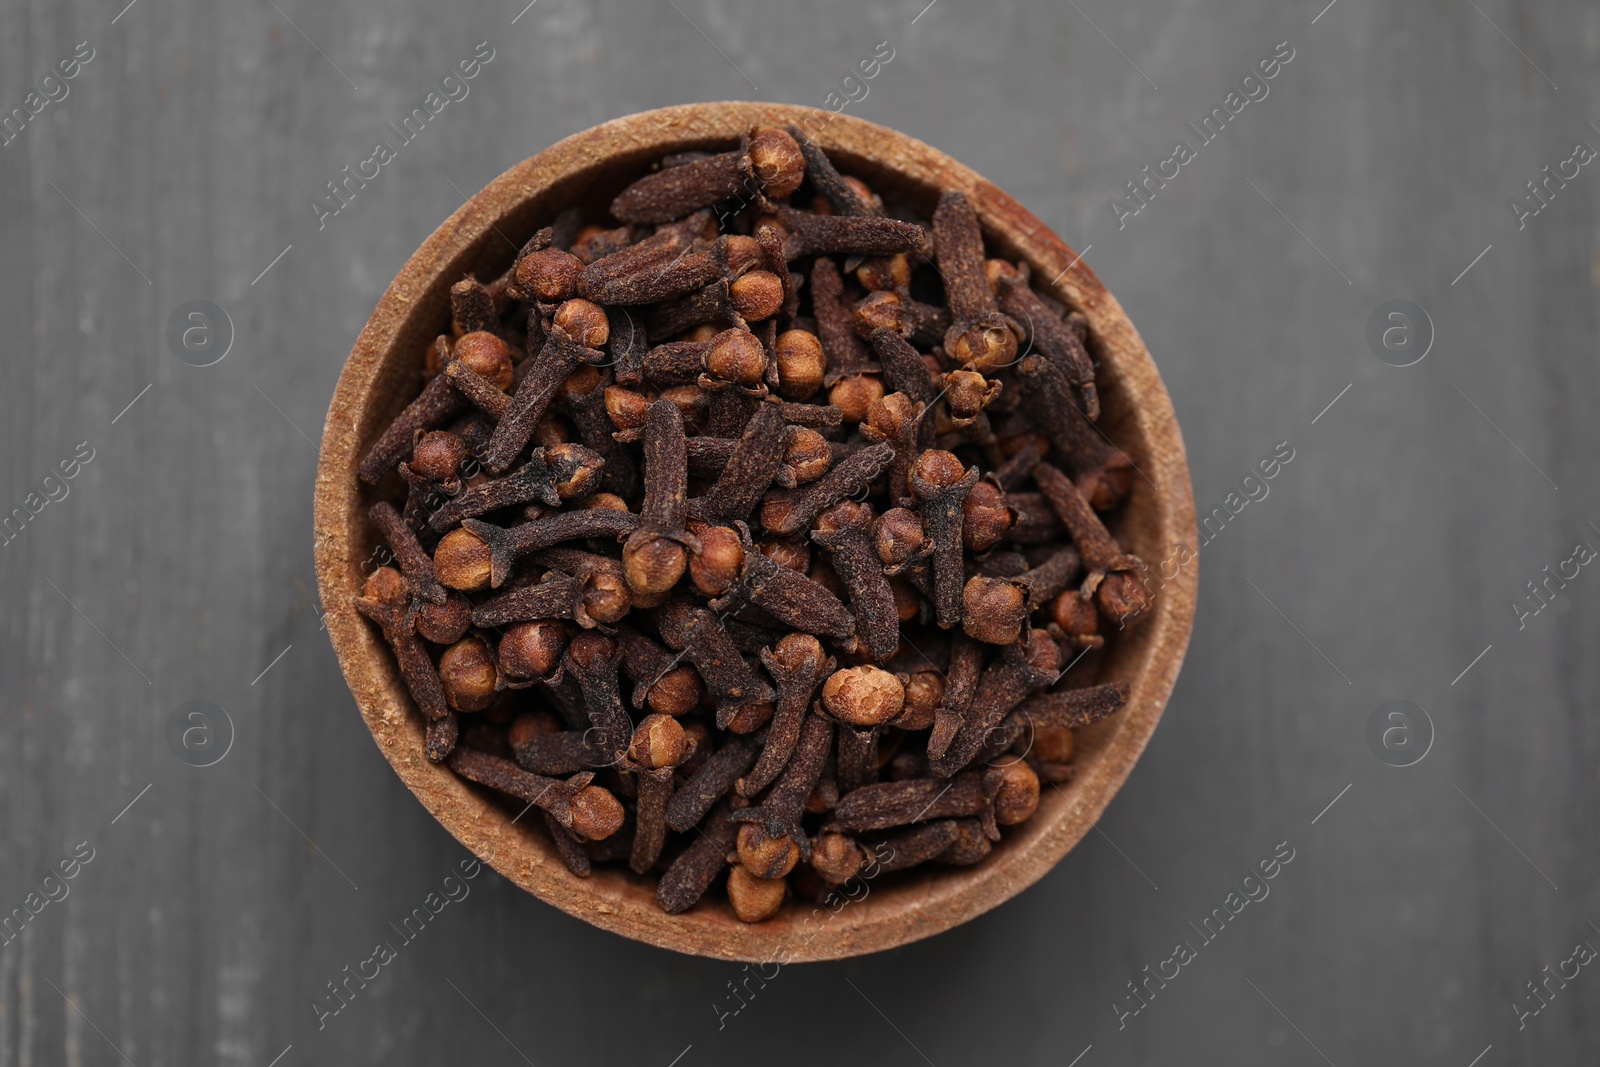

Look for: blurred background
[2,0,1597,1064]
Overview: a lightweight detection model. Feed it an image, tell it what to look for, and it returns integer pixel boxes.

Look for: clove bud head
[567,784,626,841]
[363,566,409,606]
[773,329,826,400]
[781,427,832,485]
[498,621,570,680]
[553,298,610,348]
[990,760,1041,826]
[962,481,1013,552]
[516,247,582,303]
[748,127,806,198]
[623,534,688,597]
[414,592,472,645]
[688,524,745,596]
[909,449,968,496]
[737,823,801,879]
[453,332,514,390]
[857,253,911,292]
[729,271,785,321]
[580,568,632,625]
[704,329,768,387]
[438,635,499,712]
[723,700,774,734]
[768,632,825,675]
[962,577,1027,645]
[1096,570,1152,626]
[726,866,786,923]
[410,430,467,482]
[760,536,810,573]
[853,290,904,337]
[434,527,492,592]
[810,832,865,885]
[828,372,885,425]
[898,668,944,730]
[822,665,905,727]
[863,391,916,441]
[647,665,703,717]
[874,508,930,568]
[629,713,687,770]
[945,315,1018,373]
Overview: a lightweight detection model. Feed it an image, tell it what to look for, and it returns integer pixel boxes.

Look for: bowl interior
[314,103,1197,961]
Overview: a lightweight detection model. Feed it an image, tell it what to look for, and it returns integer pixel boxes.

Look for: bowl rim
[313,101,1197,962]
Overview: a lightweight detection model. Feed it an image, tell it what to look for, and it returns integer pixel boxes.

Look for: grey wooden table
[3,0,1596,1064]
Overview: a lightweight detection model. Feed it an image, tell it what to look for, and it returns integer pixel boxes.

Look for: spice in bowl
[353,124,1142,919]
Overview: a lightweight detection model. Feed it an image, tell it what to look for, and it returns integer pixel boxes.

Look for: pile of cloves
[352,124,1148,922]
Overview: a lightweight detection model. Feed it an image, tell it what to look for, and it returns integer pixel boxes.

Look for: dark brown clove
[745,634,834,796]
[530,548,633,627]
[626,713,689,874]
[560,366,640,498]
[481,332,605,475]
[667,734,761,833]
[368,501,447,605]
[1016,356,1132,510]
[991,259,1098,419]
[657,802,741,914]
[656,600,775,724]
[931,628,1060,777]
[705,524,856,641]
[768,204,924,261]
[352,569,451,730]
[579,231,750,306]
[511,729,612,774]
[1017,680,1130,729]
[469,572,584,628]
[759,441,895,538]
[730,710,831,854]
[928,631,984,761]
[909,449,981,628]
[933,191,1019,373]
[810,500,899,662]
[613,623,701,714]
[426,444,604,533]
[611,128,804,224]
[1033,463,1150,623]
[622,399,697,597]
[866,820,963,873]
[563,631,633,761]
[358,373,466,485]
[829,770,994,833]
[787,124,877,217]
[446,747,623,841]
[688,401,785,523]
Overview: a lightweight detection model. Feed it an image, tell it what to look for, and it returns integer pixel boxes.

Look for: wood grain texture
[1,0,1596,1064]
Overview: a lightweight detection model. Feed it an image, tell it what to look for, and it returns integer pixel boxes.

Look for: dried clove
[933,191,1018,373]
[829,771,995,833]
[930,628,1060,777]
[667,734,761,833]
[1033,463,1150,624]
[730,710,831,853]
[622,399,697,597]
[810,500,899,662]
[909,449,981,628]
[745,634,834,796]
[1018,680,1130,729]
[657,802,741,914]
[759,441,895,537]
[445,747,624,841]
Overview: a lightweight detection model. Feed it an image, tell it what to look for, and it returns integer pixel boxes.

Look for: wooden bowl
[313,102,1197,961]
